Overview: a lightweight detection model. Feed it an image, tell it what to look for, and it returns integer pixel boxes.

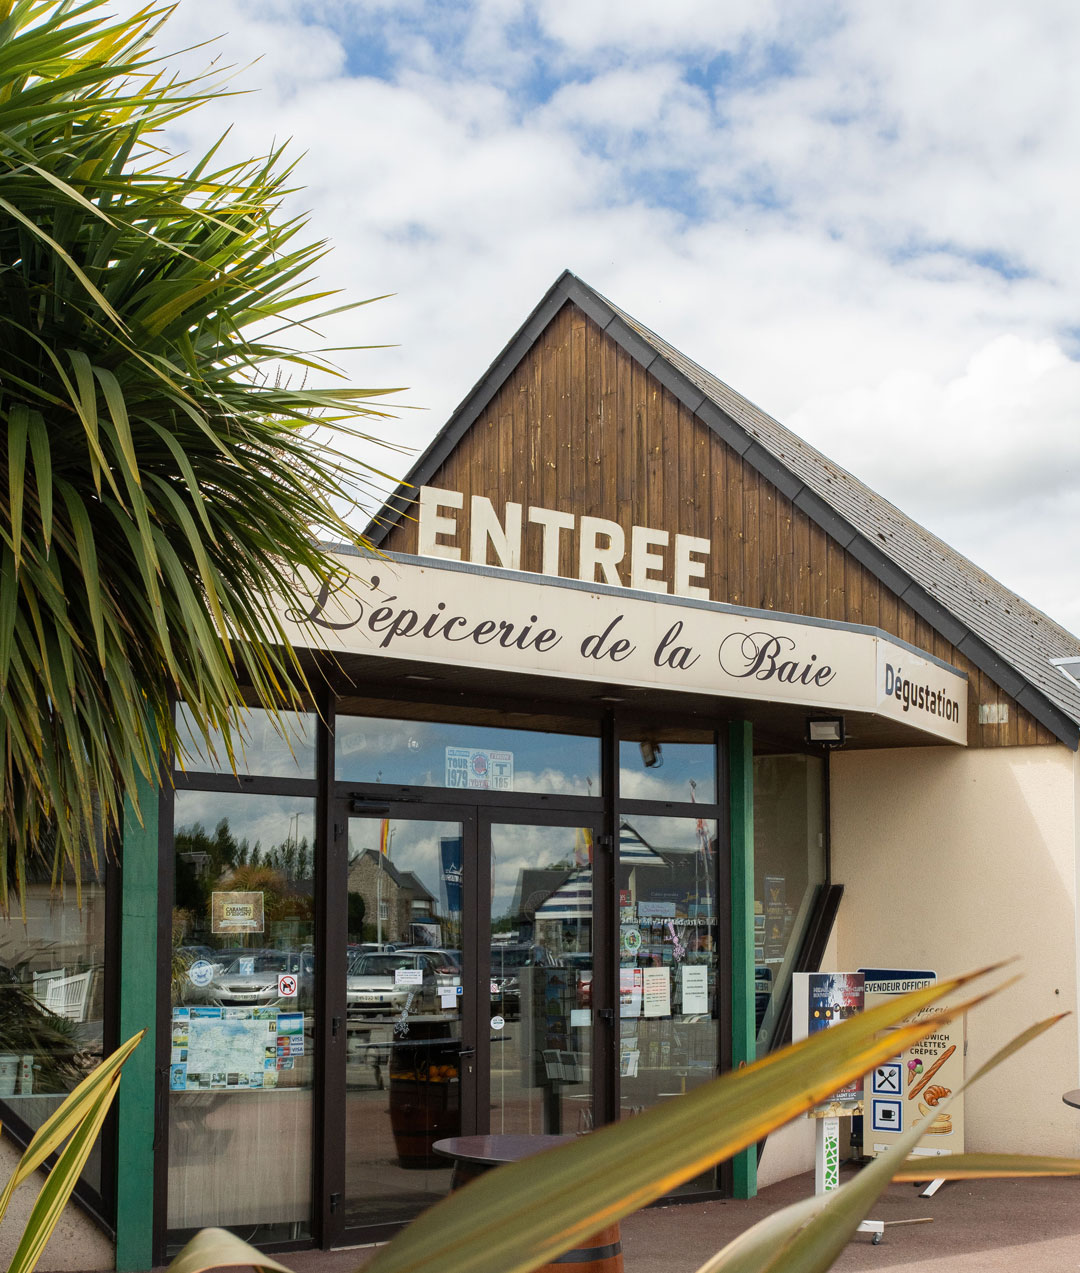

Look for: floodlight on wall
[640,740,664,768]
[806,717,845,747]
[1050,657,1080,690]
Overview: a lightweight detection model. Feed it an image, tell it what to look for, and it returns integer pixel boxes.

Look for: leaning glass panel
[167,791,316,1249]
[174,703,316,778]
[753,753,826,1056]
[337,716,599,796]
[617,814,718,1194]
[0,847,108,1197]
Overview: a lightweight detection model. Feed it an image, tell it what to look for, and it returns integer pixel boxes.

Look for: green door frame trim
[115,769,160,1272]
[728,720,756,1199]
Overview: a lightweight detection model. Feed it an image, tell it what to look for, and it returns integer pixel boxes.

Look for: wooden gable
[380,301,1056,749]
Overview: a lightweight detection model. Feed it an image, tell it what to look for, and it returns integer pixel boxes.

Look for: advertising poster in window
[763,876,786,963]
[211,890,265,934]
[793,971,865,1110]
[445,747,513,790]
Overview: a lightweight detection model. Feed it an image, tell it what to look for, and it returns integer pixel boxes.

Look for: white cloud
[105,0,1080,635]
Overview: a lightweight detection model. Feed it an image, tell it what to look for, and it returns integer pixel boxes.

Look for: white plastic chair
[44,970,92,1023]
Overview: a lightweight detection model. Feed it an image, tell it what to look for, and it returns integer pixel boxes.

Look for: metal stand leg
[815,1116,893,1244]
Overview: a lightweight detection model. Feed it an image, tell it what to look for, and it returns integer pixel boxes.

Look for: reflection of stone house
[347,850,435,942]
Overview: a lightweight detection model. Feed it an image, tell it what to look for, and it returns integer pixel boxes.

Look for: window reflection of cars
[207,951,314,1008]
[489,944,561,1018]
[393,948,462,992]
[346,951,441,1019]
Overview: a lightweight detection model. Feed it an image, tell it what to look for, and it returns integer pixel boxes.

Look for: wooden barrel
[536,1223,623,1273]
[389,1076,460,1168]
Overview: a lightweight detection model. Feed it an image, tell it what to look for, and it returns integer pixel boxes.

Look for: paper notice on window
[620,968,643,1017]
[681,965,709,1014]
[440,990,458,1009]
[642,967,671,1017]
[395,968,424,985]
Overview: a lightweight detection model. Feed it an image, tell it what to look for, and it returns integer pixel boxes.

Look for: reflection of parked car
[346,951,442,1019]
[489,944,560,1017]
[208,951,314,1008]
[393,948,462,992]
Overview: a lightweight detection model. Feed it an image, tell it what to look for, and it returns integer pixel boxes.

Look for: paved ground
[272,1168,1080,1273]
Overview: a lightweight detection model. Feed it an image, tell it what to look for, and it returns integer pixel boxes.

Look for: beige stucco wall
[830,742,1080,1158]
[0,1133,114,1271]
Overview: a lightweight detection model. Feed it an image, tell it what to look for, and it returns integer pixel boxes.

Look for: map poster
[211,890,265,934]
[170,1007,306,1092]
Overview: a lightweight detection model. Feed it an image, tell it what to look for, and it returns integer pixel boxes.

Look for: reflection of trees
[174,820,314,943]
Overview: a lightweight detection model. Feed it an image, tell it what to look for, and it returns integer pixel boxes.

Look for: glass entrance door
[337,805,606,1237]
[341,810,474,1234]
[486,816,602,1136]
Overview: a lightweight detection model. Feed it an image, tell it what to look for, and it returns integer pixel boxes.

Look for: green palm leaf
[0,0,402,902]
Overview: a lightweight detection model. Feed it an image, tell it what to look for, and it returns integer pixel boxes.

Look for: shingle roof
[369,271,1080,747]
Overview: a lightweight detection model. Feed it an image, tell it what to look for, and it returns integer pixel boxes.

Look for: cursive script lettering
[718,631,835,687]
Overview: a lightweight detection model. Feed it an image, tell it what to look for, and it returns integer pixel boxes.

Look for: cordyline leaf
[167,1227,295,1273]
[363,969,999,1273]
[0,1031,142,1227]
[892,1152,1080,1180]
[6,1082,116,1273]
[699,1014,1070,1273]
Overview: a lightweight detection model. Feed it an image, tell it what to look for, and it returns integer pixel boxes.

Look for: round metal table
[433,1134,623,1273]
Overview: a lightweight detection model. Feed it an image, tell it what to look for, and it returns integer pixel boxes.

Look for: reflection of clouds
[174,791,315,851]
[620,769,714,803]
[491,824,583,916]
[620,815,717,856]
[347,819,462,905]
[175,705,315,778]
[336,718,599,794]
[618,744,715,805]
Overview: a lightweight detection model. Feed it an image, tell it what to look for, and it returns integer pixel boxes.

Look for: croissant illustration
[924,1084,951,1106]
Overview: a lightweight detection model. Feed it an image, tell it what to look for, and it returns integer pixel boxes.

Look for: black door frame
[328,798,608,1246]
[158,704,733,1260]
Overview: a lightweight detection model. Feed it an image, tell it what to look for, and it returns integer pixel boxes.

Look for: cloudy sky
[152,1,1080,635]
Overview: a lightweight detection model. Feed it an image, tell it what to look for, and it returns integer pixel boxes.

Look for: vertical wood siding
[382,303,1053,748]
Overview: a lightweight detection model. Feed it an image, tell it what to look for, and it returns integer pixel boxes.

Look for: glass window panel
[490,824,594,1136]
[337,717,600,797]
[345,818,463,1228]
[0,850,108,1196]
[753,754,826,1056]
[617,814,718,1194]
[167,791,316,1248]
[174,704,316,778]
[619,737,715,804]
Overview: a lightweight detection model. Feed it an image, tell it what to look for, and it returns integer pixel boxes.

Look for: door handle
[458,1046,476,1058]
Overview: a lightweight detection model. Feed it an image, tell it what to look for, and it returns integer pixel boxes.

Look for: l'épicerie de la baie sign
[279,524,968,746]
